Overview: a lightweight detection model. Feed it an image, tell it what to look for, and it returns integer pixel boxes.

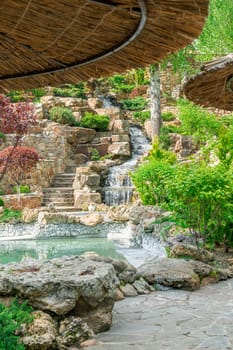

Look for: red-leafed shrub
[0,95,36,135]
[0,95,37,182]
[0,146,39,187]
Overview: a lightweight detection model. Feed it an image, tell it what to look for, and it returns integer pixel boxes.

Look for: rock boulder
[0,256,118,332]
[138,258,200,291]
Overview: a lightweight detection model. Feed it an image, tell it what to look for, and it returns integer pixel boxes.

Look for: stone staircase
[42,172,76,208]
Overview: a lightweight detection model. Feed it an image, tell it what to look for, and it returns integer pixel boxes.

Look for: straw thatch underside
[183,54,233,111]
[0,0,209,91]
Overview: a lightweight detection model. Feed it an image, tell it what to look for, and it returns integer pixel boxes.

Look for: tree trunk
[149,63,161,142]
[17,184,21,204]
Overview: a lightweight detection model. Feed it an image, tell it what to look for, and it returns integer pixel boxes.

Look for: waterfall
[104,125,151,206]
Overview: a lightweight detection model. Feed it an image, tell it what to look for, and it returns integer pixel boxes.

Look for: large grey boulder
[138,257,232,291]
[108,142,130,157]
[170,243,214,263]
[0,256,118,331]
[138,258,200,291]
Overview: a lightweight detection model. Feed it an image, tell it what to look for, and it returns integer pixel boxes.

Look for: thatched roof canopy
[0,0,209,91]
[183,54,233,111]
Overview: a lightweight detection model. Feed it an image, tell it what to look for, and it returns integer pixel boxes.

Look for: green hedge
[80,113,110,131]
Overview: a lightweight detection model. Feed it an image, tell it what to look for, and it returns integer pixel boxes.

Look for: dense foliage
[80,112,110,131]
[0,300,33,350]
[7,88,46,103]
[132,142,233,250]
[0,146,39,189]
[0,95,37,182]
[53,83,87,99]
[133,111,150,124]
[176,99,221,142]
[49,106,77,126]
[120,97,148,111]
[0,208,22,223]
[0,95,36,136]
[108,74,135,93]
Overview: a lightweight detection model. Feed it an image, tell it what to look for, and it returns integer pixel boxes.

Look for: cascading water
[104,125,151,206]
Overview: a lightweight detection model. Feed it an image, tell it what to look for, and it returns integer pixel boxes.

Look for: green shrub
[80,113,109,131]
[0,198,4,207]
[120,97,148,111]
[108,75,135,93]
[0,208,22,223]
[159,125,172,150]
[162,112,175,121]
[13,185,31,194]
[0,133,6,142]
[100,154,113,160]
[53,83,87,99]
[177,99,221,141]
[131,159,175,206]
[0,299,33,350]
[133,111,150,124]
[88,148,100,161]
[27,88,46,102]
[49,106,77,126]
[7,91,25,103]
[7,88,46,103]
[132,153,233,249]
[159,124,180,150]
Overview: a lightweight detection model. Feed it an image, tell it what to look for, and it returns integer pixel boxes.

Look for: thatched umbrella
[0,0,209,91]
[183,54,233,111]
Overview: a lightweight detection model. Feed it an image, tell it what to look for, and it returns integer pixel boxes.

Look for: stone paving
[90,279,233,350]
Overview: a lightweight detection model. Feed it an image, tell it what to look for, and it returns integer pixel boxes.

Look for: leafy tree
[0,95,36,181]
[177,99,221,142]
[165,163,233,248]
[0,95,35,136]
[0,146,39,200]
[132,146,233,250]
[195,0,233,62]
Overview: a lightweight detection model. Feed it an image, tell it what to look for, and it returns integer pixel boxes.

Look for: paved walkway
[90,279,233,350]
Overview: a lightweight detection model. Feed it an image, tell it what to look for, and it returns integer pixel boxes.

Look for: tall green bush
[132,145,233,248]
[177,99,221,142]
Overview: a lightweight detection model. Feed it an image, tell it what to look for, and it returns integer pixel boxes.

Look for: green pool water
[0,237,125,264]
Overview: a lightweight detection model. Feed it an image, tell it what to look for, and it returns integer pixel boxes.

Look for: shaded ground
[90,279,233,350]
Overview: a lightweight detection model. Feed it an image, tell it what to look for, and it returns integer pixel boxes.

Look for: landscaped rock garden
[1,244,233,349]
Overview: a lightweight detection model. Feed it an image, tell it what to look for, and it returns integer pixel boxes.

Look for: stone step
[54,176,75,180]
[43,197,74,203]
[51,181,74,187]
[43,198,73,203]
[43,196,73,202]
[43,187,73,196]
[56,173,76,177]
[45,206,77,212]
[43,186,73,193]
[66,167,77,173]
[45,201,74,207]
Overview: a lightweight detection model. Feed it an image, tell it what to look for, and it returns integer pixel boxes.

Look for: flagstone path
[90,279,233,350]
